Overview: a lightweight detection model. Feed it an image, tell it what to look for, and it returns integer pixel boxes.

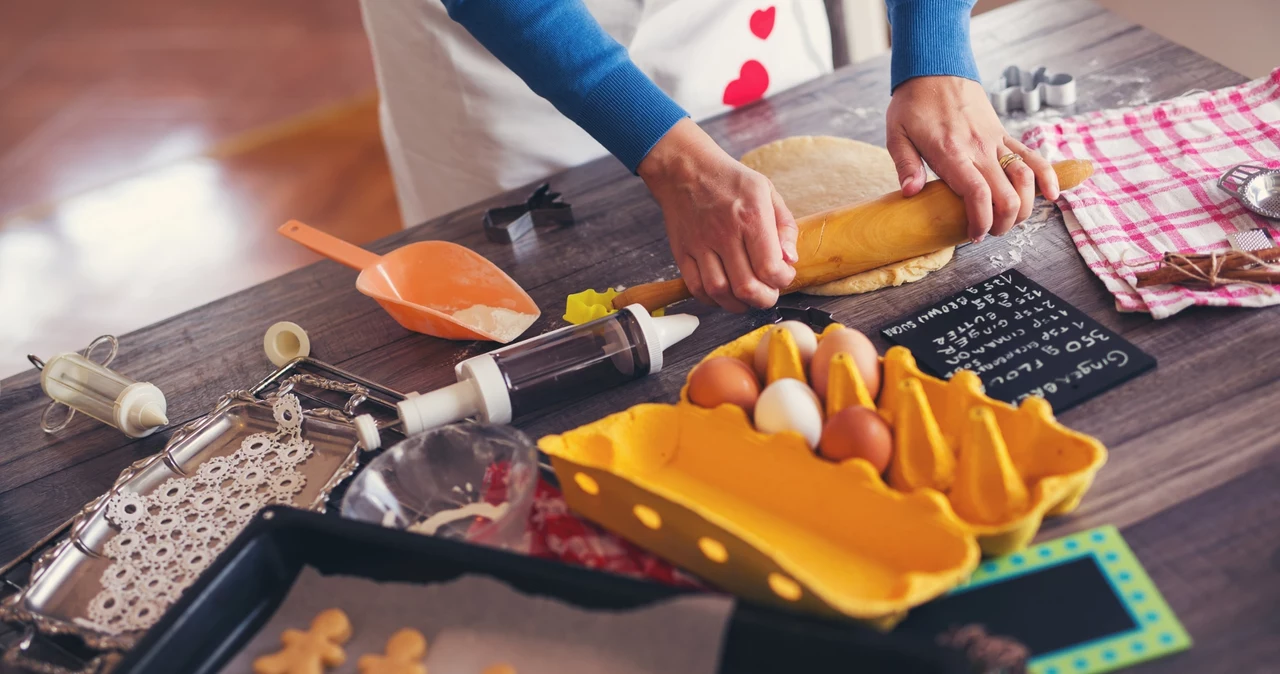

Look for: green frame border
[947,525,1191,674]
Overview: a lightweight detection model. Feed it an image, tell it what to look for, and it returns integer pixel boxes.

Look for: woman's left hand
[885,75,1061,242]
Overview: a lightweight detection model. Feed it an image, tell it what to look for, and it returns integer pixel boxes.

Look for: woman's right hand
[638,119,798,312]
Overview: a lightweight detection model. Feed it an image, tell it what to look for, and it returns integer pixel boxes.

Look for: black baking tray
[113,507,969,674]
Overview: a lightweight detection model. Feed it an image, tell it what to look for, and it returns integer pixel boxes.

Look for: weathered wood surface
[2,0,1276,671]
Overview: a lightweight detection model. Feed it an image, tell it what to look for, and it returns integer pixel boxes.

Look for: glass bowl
[340,423,538,552]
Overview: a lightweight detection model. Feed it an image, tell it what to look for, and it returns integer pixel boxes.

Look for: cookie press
[28,335,169,438]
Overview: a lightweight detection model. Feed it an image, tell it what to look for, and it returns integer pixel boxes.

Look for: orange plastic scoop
[279,220,540,343]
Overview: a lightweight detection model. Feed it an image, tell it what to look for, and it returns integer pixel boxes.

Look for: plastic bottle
[397,304,698,435]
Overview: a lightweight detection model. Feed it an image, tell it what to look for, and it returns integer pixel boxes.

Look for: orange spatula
[279,220,540,343]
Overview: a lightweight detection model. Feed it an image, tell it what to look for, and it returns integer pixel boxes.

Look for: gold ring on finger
[999,153,1025,171]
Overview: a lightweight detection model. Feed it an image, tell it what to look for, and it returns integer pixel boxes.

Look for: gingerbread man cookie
[357,628,428,674]
[254,608,352,674]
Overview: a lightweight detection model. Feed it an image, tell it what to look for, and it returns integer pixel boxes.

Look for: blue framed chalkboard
[881,270,1156,412]
[899,526,1191,674]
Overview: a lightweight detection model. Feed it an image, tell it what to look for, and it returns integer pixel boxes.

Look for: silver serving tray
[0,397,363,652]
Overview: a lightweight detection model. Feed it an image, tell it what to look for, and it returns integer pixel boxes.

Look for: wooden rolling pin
[613,159,1094,312]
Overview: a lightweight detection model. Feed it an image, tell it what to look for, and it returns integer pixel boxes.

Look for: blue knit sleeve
[884,0,981,91]
[441,0,688,173]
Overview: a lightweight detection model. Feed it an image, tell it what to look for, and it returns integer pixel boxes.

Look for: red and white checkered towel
[1022,67,1280,319]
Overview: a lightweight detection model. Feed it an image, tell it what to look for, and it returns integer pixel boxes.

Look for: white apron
[359,0,833,227]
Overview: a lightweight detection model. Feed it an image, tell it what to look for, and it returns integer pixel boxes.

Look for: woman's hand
[886,76,1061,242]
[639,118,798,312]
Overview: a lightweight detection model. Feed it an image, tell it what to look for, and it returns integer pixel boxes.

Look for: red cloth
[1021,67,1280,318]
[475,462,702,589]
[524,479,702,588]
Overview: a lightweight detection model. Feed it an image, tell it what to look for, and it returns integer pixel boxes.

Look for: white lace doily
[81,394,313,635]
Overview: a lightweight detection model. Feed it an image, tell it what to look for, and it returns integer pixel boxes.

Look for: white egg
[753,321,818,376]
[753,379,824,449]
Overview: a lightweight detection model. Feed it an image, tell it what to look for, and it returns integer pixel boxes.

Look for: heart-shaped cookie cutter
[988,66,1077,116]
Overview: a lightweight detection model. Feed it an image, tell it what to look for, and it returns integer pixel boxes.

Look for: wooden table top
[2,0,1275,670]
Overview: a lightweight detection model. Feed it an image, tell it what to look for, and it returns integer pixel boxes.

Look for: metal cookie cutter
[771,306,837,330]
[1218,164,1280,221]
[988,66,1077,116]
[483,182,575,243]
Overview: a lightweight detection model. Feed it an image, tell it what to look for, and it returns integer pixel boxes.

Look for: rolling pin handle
[611,278,692,312]
[1049,159,1094,193]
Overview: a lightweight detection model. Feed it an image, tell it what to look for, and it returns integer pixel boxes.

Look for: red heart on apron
[750,6,776,39]
[722,60,770,108]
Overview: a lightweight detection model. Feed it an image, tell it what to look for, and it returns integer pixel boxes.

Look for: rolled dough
[740,136,954,296]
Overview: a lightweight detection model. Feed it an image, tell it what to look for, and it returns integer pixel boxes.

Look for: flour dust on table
[986,201,1058,270]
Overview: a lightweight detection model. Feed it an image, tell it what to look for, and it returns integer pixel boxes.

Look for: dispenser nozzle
[397,379,483,436]
[622,305,700,374]
[649,313,699,352]
[116,382,170,438]
[140,405,168,428]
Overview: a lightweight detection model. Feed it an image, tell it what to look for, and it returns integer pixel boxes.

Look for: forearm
[442,0,687,172]
[884,0,980,91]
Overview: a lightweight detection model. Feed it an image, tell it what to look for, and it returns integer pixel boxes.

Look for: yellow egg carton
[537,403,979,623]
[537,322,1106,622]
[695,324,1109,556]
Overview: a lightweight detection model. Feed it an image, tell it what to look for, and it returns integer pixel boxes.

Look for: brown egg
[818,406,893,471]
[688,357,761,412]
[810,328,882,400]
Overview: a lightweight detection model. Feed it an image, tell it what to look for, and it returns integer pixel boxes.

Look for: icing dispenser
[397,304,698,435]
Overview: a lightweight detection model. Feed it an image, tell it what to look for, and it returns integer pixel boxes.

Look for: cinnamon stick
[1134,246,1280,287]
[1135,264,1280,287]
[1206,269,1280,284]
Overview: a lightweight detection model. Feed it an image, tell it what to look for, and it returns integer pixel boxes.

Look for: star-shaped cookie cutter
[483,182,575,243]
[987,66,1077,116]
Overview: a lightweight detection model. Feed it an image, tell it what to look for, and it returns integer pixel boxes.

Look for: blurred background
[1,0,1276,380]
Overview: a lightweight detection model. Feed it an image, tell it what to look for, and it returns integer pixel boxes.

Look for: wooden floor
[3,0,1272,381]
[0,0,402,379]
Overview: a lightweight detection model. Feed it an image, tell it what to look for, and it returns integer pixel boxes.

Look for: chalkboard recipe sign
[881,269,1156,412]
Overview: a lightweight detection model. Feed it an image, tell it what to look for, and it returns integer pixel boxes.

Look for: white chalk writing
[886,271,1140,408]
